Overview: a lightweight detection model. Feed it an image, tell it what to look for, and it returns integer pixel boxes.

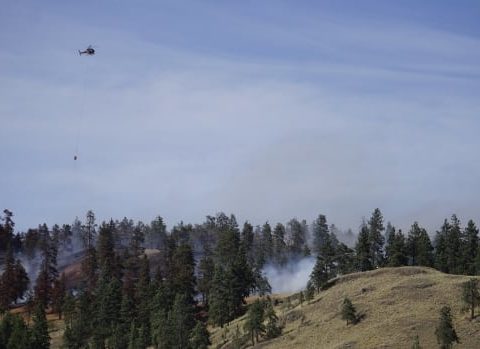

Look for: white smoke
[263,257,316,294]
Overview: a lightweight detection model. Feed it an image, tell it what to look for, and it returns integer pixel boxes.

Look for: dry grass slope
[210,267,480,349]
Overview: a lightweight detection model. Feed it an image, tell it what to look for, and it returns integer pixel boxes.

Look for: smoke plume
[263,257,315,294]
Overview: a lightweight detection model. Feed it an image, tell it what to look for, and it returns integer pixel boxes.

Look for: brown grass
[211,267,480,349]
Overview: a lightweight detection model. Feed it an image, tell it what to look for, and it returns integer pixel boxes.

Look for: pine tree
[6,314,31,349]
[462,220,479,275]
[434,220,450,273]
[261,222,273,263]
[355,223,372,271]
[385,228,408,267]
[170,293,195,349]
[12,260,29,304]
[462,279,480,320]
[30,303,50,349]
[312,214,329,255]
[241,221,254,261]
[197,255,215,305]
[96,221,117,279]
[341,298,357,325]
[146,215,167,250]
[407,222,433,267]
[265,301,281,338]
[286,218,307,258]
[51,273,66,319]
[272,223,287,266]
[0,210,14,253]
[435,306,459,349]
[447,215,463,274]
[208,266,230,327]
[190,321,211,349]
[368,208,385,268]
[244,300,265,346]
[0,245,17,308]
[336,243,355,275]
[310,255,328,293]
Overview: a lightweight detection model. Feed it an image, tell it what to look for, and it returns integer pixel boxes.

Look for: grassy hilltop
[209,267,480,349]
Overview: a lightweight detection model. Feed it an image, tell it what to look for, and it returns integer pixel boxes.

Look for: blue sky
[1,1,480,233]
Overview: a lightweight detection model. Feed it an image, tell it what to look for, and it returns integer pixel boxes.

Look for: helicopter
[79,45,95,56]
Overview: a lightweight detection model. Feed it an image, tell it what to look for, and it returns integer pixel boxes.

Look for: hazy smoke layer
[264,257,315,294]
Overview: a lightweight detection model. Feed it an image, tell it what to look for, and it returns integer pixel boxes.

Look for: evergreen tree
[208,266,231,327]
[51,273,66,319]
[81,211,98,290]
[462,278,480,320]
[385,228,408,267]
[336,243,355,275]
[146,215,167,250]
[169,243,196,304]
[310,254,328,293]
[241,221,255,264]
[462,220,479,275]
[30,303,50,349]
[151,309,172,349]
[435,306,459,349]
[447,215,463,274]
[0,312,14,347]
[434,220,450,273]
[312,214,329,255]
[407,222,433,267]
[368,208,385,268]
[265,302,281,339]
[12,260,29,304]
[341,298,357,325]
[272,223,287,266]
[286,218,307,258]
[244,300,265,346]
[190,321,211,349]
[355,223,372,271]
[0,245,17,308]
[6,315,30,349]
[170,293,195,349]
[197,255,215,305]
[96,221,117,279]
[261,222,273,263]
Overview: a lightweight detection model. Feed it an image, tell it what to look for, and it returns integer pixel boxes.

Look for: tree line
[1,208,480,348]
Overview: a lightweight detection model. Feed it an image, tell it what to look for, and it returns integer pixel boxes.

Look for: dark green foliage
[151,309,172,349]
[406,222,433,267]
[265,302,281,339]
[51,273,66,319]
[6,315,31,349]
[208,266,231,327]
[30,303,50,349]
[272,223,287,266]
[96,221,117,279]
[355,223,372,271]
[197,255,215,305]
[435,306,459,349]
[169,293,195,349]
[312,214,329,256]
[341,297,357,325]
[0,246,17,308]
[435,216,464,274]
[385,227,408,267]
[168,243,196,304]
[462,279,480,320]
[336,243,355,275]
[244,300,265,346]
[190,321,211,349]
[261,222,273,263]
[63,291,91,349]
[0,210,14,253]
[286,218,307,258]
[368,208,385,268]
[310,255,329,293]
[145,215,167,249]
[463,220,479,275]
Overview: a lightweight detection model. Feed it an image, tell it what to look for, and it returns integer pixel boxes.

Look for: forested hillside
[0,208,479,348]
